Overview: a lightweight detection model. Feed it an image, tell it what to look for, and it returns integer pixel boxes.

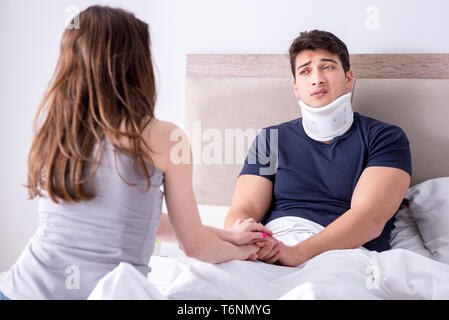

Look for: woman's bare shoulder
[146,119,187,145]
[150,118,180,132]
[144,118,190,172]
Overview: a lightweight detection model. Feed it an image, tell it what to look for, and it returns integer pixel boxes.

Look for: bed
[88,53,449,300]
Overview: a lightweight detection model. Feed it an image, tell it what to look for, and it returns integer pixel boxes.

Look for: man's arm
[278,166,411,267]
[224,174,273,229]
[224,174,283,262]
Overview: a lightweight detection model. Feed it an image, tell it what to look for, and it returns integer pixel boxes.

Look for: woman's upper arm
[147,122,204,251]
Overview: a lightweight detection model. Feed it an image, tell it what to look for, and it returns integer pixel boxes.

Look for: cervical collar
[298,92,354,142]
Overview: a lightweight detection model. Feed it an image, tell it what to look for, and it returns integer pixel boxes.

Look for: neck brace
[298,92,354,142]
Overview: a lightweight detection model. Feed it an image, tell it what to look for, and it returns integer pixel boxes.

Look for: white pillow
[389,204,433,259]
[405,177,449,264]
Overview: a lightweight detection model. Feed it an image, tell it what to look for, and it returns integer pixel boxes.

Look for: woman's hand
[236,243,262,261]
[227,218,273,245]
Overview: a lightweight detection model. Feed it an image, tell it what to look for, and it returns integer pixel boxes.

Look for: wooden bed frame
[187,54,449,79]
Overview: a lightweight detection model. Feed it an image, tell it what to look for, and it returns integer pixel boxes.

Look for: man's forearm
[223,209,256,229]
[288,207,383,266]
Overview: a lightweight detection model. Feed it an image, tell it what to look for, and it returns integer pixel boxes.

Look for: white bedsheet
[88,217,449,300]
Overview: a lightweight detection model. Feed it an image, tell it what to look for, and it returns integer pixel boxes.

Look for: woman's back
[0,141,164,299]
[0,5,261,300]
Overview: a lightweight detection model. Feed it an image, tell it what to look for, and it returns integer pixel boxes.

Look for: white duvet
[88,216,449,300]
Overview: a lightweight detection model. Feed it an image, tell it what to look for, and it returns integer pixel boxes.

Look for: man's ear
[345,70,354,91]
[293,79,301,100]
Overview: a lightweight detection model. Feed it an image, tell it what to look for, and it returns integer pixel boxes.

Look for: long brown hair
[27,5,157,203]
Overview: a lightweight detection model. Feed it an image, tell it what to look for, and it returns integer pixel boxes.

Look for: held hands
[255,235,283,264]
[230,218,307,266]
[238,238,305,266]
[229,218,278,262]
[258,240,307,267]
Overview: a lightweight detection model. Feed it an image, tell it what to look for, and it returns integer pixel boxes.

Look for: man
[224,30,412,267]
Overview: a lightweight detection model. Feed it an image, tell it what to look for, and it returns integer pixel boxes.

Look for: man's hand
[235,242,262,261]
[257,240,308,267]
[277,242,308,267]
[255,235,283,264]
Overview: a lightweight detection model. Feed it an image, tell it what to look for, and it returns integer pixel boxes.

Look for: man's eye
[299,70,308,75]
[323,65,334,70]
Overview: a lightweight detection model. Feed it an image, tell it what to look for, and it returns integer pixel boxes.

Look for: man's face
[293,49,353,108]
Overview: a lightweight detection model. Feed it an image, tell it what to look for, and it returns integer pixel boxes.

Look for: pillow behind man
[405,177,449,264]
[389,203,433,259]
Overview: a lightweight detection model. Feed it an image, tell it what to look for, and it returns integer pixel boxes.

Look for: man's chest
[274,140,367,201]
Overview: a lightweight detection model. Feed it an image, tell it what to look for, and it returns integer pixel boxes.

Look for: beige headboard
[186,54,449,205]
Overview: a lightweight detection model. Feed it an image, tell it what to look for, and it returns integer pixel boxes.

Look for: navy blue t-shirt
[239,112,412,252]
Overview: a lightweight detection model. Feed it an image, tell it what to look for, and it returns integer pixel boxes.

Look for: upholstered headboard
[186,54,449,205]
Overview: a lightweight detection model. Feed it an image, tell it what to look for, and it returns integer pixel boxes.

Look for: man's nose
[311,70,325,86]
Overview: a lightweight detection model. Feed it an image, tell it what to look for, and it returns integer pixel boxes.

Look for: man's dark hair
[289,30,350,78]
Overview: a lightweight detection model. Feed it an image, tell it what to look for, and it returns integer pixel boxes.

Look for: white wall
[1,0,448,271]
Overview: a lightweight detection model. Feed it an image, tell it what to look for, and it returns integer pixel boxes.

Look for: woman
[0,5,271,300]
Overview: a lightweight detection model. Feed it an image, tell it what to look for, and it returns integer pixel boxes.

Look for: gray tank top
[0,142,164,299]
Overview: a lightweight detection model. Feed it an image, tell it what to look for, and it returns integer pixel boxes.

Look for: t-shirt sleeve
[239,128,278,183]
[366,124,412,177]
